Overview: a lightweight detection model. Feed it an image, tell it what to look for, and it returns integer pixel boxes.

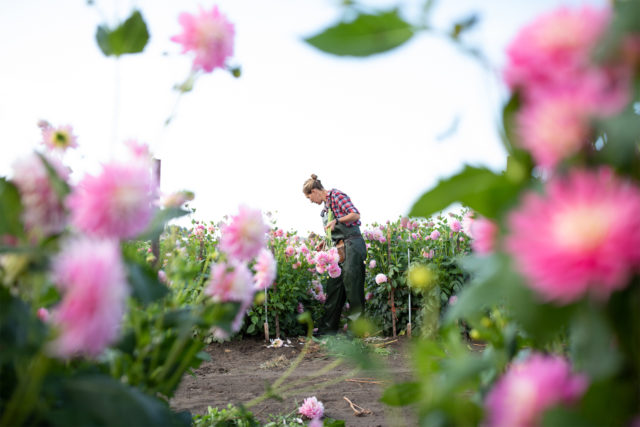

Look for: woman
[302,174,367,334]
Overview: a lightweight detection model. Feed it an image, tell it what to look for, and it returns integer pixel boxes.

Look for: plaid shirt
[322,188,361,227]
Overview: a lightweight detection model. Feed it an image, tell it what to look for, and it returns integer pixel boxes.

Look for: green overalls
[318,215,367,333]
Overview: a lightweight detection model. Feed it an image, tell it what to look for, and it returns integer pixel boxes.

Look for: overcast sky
[1,0,604,235]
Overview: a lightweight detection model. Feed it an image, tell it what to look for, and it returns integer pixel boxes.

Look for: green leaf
[36,152,71,201]
[48,374,190,427]
[380,381,421,406]
[304,10,414,57]
[137,207,189,242]
[124,258,169,306]
[408,165,521,220]
[0,178,24,238]
[569,303,621,380]
[95,10,150,57]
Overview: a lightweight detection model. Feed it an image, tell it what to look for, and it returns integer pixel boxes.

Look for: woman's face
[305,189,323,205]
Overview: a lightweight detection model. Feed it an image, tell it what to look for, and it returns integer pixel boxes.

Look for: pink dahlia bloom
[516,88,595,170]
[206,260,254,304]
[68,161,157,239]
[507,168,640,303]
[375,273,388,285]
[430,230,441,240]
[171,6,234,73]
[450,219,462,232]
[285,245,295,257]
[50,238,128,358]
[470,217,498,255]
[485,353,588,427]
[298,396,324,419]
[503,6,610,90]
[220,205,269,262]
[369,259,376,269]
[41,124,78,151]
[327,263,341,279]
[11,153,70,240]
[253,248,277,290]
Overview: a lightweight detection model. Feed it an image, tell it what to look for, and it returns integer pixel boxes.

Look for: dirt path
[170,335,418,426]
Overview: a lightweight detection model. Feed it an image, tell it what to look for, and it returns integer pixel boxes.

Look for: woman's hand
[315,240,327,251]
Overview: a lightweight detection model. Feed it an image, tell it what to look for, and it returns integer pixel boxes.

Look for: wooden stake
[275,314,280,339]
[264,322,269,342]
[387,227,397,338]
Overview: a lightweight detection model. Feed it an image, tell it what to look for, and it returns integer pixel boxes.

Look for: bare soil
[170,335,418,426]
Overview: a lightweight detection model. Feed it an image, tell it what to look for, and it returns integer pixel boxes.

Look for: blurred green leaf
[569,302,621,380]
[95,10,150,57]
[48,374,190,427]
[137,207,189,242]
[0,178,24,238]
[124,258,169,306]
[304,10,414,57]
[0,286,46,362]
[409,165,521,220]
[380,381,421,406]
[36,152,71,201]
[593,107,640,174]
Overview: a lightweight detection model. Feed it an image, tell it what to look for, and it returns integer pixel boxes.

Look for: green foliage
[96,10,150,57]
[304,9,414,57]
[0,178,24,240]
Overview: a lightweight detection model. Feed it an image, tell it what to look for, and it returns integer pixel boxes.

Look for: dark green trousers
[319,235,367,333]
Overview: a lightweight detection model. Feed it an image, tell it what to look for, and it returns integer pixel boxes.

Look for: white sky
[1,0,603,235]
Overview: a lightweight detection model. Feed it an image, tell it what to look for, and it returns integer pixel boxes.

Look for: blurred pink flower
[11,153,70,240]
[516,88,595,170]
[171,6,234,73]
[503,6,610,91]
[430,230,441,240]
[308,417,323,427]
[49,238,128,358]
[470,217,498,255]
[68,161,157,239]
[369,259,376,269]
[285,245,295,257]
[206,260,254,304]
[375,273,388,285]
[253,248,277,290]
[297,302,304,314]
[450,219,462,232]
[37,307,50,322]
[41,124,78,151]
[507,168,640,303]
[448,295,458,306]
[220,205,269,261]
[485,353,588,427]
[365,292,373,301]
[298,396,324,419]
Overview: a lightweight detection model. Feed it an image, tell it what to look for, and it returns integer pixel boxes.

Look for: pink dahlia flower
[49,238,128,358]
[369,259,376,269]
[220,205,269,262]
[206,260,254,304]
[375,273,388,285]
[285,245,295,257]
[68,161,157,239]
[253,248,277,290]
[11,153,70,240]
[516,88,595,170]
[470,217,498,255]
[41,124,78,151]
[171,6,234,73]
[430,230,441,240]
[503,6,610,90]
[298,396,324,419]
[450,219,462,232]
[507,168,640,303]
[327,263,341,279]
[485,353,588,427]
